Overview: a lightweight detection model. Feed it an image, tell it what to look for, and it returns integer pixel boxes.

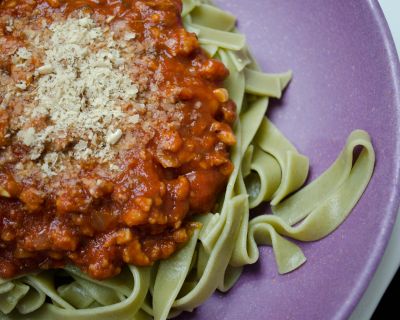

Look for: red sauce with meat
[0,0,236,279]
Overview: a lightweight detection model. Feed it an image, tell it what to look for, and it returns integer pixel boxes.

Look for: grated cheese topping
[1,11,184,179]
[18,16,139,165]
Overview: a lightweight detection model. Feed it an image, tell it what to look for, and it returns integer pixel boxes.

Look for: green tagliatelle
[0,0,376,319]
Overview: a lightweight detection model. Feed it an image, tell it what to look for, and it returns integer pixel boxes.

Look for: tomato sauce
[0,0,236,279]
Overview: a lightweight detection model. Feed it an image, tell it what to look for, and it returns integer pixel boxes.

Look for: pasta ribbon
[1,267,150,319]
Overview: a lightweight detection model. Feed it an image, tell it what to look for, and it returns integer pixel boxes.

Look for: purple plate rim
[341,1,400,318]
[209,1,400,319]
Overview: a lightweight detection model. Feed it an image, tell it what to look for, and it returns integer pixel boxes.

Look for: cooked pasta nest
[0,0,375,319]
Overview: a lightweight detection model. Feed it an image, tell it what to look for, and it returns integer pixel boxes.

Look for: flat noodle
[186,22,246,50]
[227,49,252,72]
[0,0,376,319]
[190,4,236,31]
[2,267,150,319]
[218,49,246,112]
[153,229,200,320]
[245,68,293,98]
[255,119,310,206]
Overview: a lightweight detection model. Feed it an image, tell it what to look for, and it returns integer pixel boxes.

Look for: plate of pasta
[0,0,399,320]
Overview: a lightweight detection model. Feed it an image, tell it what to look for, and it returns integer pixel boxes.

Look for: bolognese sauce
[0,0,236,279]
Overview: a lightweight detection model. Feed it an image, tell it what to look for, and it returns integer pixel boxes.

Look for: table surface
[349,0,400,319]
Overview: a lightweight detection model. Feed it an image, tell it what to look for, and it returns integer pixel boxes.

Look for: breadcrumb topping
[1,12,184,177]
[18,16,140,170]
